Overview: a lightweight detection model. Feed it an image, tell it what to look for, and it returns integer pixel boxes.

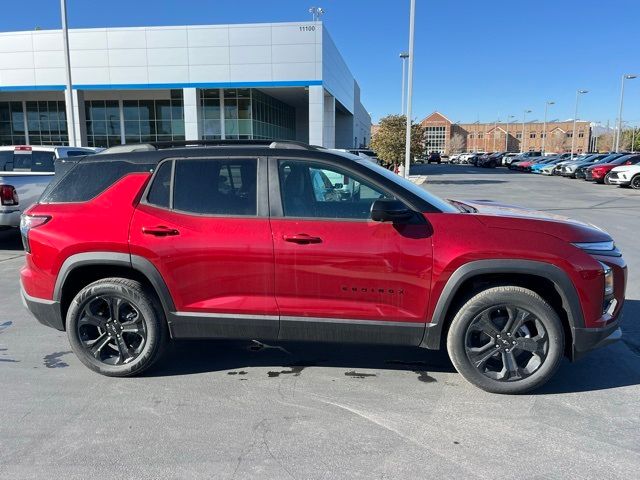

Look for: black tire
[447,286,564,394]
[603,173,612,185]
[66,278,168,377]
[631,175,640,190]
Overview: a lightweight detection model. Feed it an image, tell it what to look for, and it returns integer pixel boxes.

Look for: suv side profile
[21,141,626,394]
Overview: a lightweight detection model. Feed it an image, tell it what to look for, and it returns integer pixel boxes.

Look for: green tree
[370,114,425,166]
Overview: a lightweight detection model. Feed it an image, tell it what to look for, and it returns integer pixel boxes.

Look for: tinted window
[279,160,391,219]
[173,159,257,216]
[30,151,56,172]
[12,153,32,171]
[41,161,152,203]
[0,151,12,171]
[147,161,172,209]
[65,150,93,157]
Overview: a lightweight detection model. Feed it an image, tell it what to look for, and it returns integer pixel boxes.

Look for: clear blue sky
[2,0,639,126]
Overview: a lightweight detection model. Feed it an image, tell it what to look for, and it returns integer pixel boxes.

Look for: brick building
[419,112,592,155]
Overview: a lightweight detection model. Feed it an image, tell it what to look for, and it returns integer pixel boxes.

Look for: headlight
[572,241,615,252]
[599,261,614,296]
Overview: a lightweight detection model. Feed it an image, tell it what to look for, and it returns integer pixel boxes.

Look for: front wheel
[631,175,640,190]
[603,173,612,185]
[66,278,168,377]
[447,286,564,394]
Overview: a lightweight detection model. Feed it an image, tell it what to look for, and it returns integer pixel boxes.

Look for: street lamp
[60,0,76,147]
[505,115,515,151]
[492,117,499,151]
[571,89,589,160]
[615,74,637,152]
[521,109,532,153]
[308,6,325,21]
[403,0,416,178]
[541,101,554,155]
[399,52,409,115]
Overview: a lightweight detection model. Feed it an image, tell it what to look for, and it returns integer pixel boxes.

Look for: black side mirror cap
[370,198,414,223]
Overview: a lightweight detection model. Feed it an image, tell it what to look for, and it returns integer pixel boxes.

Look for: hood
[451,199,611,242]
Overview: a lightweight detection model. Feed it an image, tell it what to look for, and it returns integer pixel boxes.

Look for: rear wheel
[631,175,640,190]
[447,286,564,394]
[66,278,167,377]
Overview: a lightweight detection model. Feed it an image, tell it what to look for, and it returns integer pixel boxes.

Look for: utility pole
[399,52,409,115]
[403,0,416,178]
[571,90,588,160]
[521,109,531,153]
[60,0,77,147]
[542,101,554,155]
[615,74,637,152]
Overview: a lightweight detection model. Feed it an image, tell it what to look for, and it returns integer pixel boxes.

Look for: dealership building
[0,21,371,149]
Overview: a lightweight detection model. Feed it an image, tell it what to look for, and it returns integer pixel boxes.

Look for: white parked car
[608,162,640,189]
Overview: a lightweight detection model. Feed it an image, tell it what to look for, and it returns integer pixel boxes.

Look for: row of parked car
[507,151,640,188]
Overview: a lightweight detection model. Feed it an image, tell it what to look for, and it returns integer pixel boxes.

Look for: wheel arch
[55,252,175,329]
[421,260,583,356]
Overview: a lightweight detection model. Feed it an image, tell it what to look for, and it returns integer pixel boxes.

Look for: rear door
[129,156,278,340]
[269,156,433,345]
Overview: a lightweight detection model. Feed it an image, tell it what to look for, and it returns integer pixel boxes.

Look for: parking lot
[1,165,639,479]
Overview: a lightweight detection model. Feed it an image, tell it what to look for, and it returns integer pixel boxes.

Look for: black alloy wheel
[77,295,147,365]
[464,305,548,382]
[631,175,640,190]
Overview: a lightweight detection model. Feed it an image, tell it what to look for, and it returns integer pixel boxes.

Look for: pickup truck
[0,145,99,228]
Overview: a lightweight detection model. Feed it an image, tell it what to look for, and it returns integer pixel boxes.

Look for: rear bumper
[20,281,64,331]
[0,209,21,227]
[572,320,621,361]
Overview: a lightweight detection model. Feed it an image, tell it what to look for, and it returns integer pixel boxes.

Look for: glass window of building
[200,89,222,139]
[424,126,446,153]
[86,100,121,148]
[0,101,27,146]
[25,101,68,146]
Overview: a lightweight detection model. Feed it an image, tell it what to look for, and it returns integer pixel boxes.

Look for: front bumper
[572,320,622,361]
[608,178,629,185]
[20,282,64,331]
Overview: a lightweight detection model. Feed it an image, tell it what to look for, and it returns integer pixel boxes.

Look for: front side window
[173,159,257,216]
[278,160,392,220]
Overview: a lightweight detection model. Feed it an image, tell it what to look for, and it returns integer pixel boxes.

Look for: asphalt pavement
[0,165,638,479]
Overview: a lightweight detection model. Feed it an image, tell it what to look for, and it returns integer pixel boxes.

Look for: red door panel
[270,218,433,323]
[130,204,277,316]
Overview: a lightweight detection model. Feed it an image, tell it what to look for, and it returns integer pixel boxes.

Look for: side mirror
[370,198,414,223]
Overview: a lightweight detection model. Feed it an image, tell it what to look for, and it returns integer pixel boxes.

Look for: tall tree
[370,115,425,166]
[449,133,465,153]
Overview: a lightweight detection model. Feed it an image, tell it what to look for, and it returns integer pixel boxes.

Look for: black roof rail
[147,139,319,150]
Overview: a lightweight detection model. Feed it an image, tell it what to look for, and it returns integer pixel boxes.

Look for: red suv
[20,141,626,394]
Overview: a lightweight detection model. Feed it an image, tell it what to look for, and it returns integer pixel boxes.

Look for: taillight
[20,214,50,253]
[0,185,19,206]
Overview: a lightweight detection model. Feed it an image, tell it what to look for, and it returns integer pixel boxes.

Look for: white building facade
[0,22,371,149]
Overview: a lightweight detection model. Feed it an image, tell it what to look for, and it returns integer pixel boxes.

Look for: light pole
[60,0,76,147]
[505,115,515,151]
[541,101,554,155]
[632,126,637,153]
[615,74,637,152]
[403,0,416,178]
[521,109,531,153]
[399,52,409,115]
[571,89,588,160]
[308,6,325,21]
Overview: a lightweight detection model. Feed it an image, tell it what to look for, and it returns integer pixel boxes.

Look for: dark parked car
[477,152,505,168]
[427,152,442,164]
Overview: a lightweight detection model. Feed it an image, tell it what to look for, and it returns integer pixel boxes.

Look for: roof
[420,112,453,125]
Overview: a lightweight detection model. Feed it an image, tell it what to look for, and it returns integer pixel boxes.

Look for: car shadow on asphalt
[0,229,23,251]
[426,179,507,185]
[147,340,457,380]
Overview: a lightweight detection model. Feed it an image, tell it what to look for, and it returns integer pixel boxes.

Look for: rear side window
[41,161,152,203]
[31,151,56,172]
[0,151,12,171]
[172,159,257,216]
[147,161,172,209]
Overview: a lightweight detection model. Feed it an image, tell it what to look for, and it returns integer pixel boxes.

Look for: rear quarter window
[40,160,153,203]
[0,151,12,171]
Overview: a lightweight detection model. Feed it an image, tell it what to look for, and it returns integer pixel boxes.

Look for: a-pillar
[183,87,202,141]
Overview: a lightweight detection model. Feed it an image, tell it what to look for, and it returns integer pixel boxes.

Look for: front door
[269,158,433,345]
[129,156,278,340]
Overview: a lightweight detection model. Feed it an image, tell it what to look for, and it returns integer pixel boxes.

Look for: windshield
[331,151,458,213]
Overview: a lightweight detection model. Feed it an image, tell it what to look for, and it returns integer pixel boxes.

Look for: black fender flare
[420,259,584,349]
[54,252,176,321]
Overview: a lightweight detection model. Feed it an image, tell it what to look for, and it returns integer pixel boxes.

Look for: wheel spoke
[89,333,111,358]
[475,311,500,337]
[113,333,134,364]
[120,321,142,334]
[501,351,523,380]
[503,307,529,334]
[79,306,106,328]
[469,344,499,368]
[515,335,545,354]
[106,296,123,323]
